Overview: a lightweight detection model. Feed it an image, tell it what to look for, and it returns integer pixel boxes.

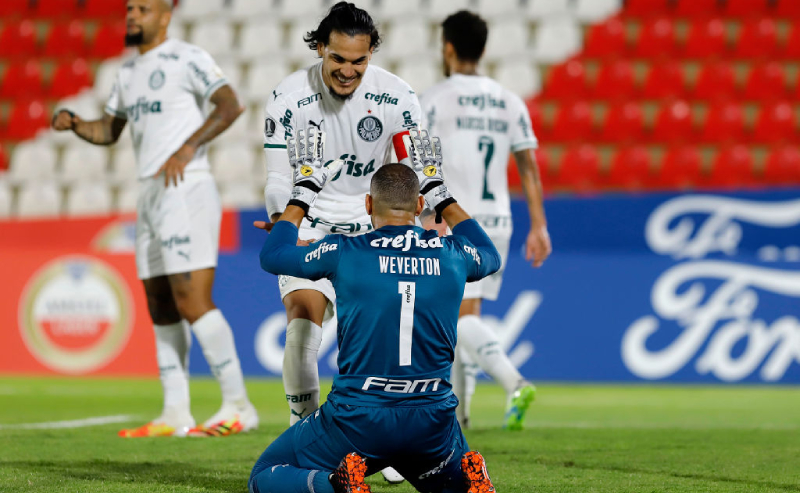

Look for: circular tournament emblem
[423,165,437,177]
[300,165,314,176]
[149,69,166,90]
[357,115,383,142]
[19,256,133,374]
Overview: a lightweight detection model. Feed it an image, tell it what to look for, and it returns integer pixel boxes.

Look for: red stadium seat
[526,99,547,140]
[33,0,79,18]
[0,21,39,58]
[607,146,653,190]
[684,18,727,59]
[782,25,800,60]
[5,100,50,141]
[49,59,94,99]
[692,62,737,102]
[82,0,127,18]
[753,101,796,144]
[592,60,637,101]
[508,148,551,191]
[583,17,627,58]
[657,146,703,189]
[0,0,32,17]
[653,100,694,144]
[551,101,594,142]
[707,145,755,188]
[641,62,686,100]
[673,0,721,17]
[724,0,770,17]
[601,102,644,144]
[0,144,8,172]
[89,22,127,58]
[742,63,787,102]
[0,61,45,99]
[43,21,88,58]
[700,101,745,144]
[542,60,588,100]
[776,0,800,17]
[763,146,800,185]
[634,17,676,59]
[732,18,778,60]
[625,0,670,17]
[556,145,601,192]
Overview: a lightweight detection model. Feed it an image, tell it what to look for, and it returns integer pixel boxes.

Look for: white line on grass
[0,415,136,430]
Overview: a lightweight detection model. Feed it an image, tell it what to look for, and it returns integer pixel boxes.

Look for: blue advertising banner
[198,189,800,383]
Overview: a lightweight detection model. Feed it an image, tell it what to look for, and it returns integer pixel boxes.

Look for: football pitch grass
[1,378,798,493]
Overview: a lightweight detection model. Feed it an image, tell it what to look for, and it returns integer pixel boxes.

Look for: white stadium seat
[531,17,582,63]
[116,184,139,213]
[528,0,570,20]
[244,59,292,104]
[0,180,11,218]
[211,144,256,185]
[476,0,528,19]
[93,59,123,104]
[174,0,226,21]
[275,0,328,20]
[371,0,420,21]
[216,60,244,92]
[396,60,441,95]
[8,141,57,185]
[383,19,432,60]
[494,60,541,98]
[484,19,531,61]
[229,0,279,19]
[238,21,284,61]
[110,148,138,185]
[424,0,472,21]
[573,0,622,23]
[60,143,109,184]
[219,183,261,208]
[65,183,113,217]
[190,20,235,59]
[16,182,61,218]
[285,22,321,64]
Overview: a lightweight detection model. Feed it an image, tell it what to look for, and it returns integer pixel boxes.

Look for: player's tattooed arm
[157,84,245,186]
[513,148,552,268]
[52,111,126,146]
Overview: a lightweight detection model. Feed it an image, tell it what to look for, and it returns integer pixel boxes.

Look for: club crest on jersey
[300,165,313,177]
[357,116,383,142]
[423,165,437,177]
[149,69,165,90]
[264,117,276,138]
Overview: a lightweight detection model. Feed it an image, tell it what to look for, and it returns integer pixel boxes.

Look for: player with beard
[52,0,257,437]
[420,10,551,430]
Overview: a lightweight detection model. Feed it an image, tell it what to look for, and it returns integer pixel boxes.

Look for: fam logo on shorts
[149,69,166,90]
[18,256,133,374]
[357,116,383,142]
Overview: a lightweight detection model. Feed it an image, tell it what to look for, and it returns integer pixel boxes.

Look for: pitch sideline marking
[0,415,136,430]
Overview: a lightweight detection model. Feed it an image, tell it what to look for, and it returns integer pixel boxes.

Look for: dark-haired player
[250,128,498,493]
[420,10,551,430]
[261,1,422,430]
[52,0,257,437]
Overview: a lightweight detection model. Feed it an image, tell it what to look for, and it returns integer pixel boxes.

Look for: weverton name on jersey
[369,230,443,251]
[379,256,441,276]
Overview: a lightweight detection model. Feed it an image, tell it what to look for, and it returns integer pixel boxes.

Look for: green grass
[1,378,799,492]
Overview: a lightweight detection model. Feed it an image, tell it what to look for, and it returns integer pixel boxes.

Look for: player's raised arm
[262,92,294,226]
[52,109,126,146]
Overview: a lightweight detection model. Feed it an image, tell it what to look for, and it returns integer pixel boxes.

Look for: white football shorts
[135,170,221,280]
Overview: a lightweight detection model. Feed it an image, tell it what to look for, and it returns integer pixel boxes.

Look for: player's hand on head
[525,225,552,268]
[157,144,196,187]
[51,109,79,131]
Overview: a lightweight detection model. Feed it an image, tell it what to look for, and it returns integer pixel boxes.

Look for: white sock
[191,309,249,407]
[153,322,192,418]
[452,345,479,428]
[458,315,523,396]
[283,318,322,425]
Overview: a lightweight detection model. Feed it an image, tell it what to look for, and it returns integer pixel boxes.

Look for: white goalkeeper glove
[402,128,455,223]
[286,128,343,213]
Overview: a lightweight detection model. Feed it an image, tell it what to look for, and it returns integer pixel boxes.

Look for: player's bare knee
[146,295,181,325]
[172,297,215,324]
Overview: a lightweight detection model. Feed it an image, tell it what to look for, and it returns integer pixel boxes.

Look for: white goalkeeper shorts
[135,170,221,280]
[462,232,510,302]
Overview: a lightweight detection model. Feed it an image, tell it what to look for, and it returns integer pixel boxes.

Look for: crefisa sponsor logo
[622,196,800,382]
[18,256,133,374]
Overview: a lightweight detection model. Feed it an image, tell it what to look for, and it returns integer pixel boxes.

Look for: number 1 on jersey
[397,281,416,366]
[479,136,495,200]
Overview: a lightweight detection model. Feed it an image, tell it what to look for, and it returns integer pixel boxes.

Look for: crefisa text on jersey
[369,230,443,252]
[365,92,398,105]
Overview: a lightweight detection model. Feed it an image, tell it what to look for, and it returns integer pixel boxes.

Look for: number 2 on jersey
[397,281,416,366]
[479,136,495,200]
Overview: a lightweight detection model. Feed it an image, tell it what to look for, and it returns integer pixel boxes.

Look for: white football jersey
[420,74,537,231]
[105,39,228,179]
[263,63,422,234]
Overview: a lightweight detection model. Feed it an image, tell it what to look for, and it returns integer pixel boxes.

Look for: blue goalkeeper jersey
[260,219,501,406]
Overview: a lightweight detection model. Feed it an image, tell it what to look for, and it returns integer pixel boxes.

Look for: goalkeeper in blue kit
[250,128,500,493]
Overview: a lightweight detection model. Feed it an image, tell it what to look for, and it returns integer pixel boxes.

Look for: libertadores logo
[18,256,133,374]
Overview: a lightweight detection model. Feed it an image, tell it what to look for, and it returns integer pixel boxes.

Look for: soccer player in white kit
[419,10,552,430]
[260,1,421,428]
[52,0,257,438]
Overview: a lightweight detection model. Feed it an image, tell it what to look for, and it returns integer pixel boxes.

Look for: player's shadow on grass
[2,459,246,492]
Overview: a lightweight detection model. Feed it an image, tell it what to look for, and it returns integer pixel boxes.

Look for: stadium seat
[31,0,79,18]
[0,144,8,172]
[0,181,11,218]
[60,144,109,184]
[692,62,736,101]
[657,145,703,189]
[673,0,721,17]
[0,61,45,99]
[776,0,800,17]
[607,146,653,190]
[385,20,432,60]
[243,60,291,105]
[82,0,127,18]
[526,99,547,139]
[495,62,541,98]
[89,22,127,58]
[483,19,530,61]
[753,101,796,144]
[116,183,139,212]
[742,62,787,101]
[215,61,243,93]
[624,0,669,17]
[110,148,138,185]
[8,142,58,184]
[555,144,601,192]
[285,21,324,63]
[238,21,283,61]
[531,18,582,63]
[700,101,745,144]
[92,60,122,104]
[652,100,694,144]
[592,60,636,100]
[396,60,440,95]
[49,59,94,99]
[191,20,235,59]
[0,0,31,17]
[228,0,279,19]
[732,18,778,60]
[600,102,644,144]
[220,183,260,208]
[763,145,800,185]
[641,62,685,100]
[541,60,587,100]
[475,0,528,19]
[65,183,113,216]
[683,18,727,59]
[276,0,328,20]
[5,100,50,141]
[706,145,755,188]
[211,144,255,185]
[573,0,621,23]
[174,0,226,21]
[634,17,676,59]
[43,20,87,58]
[723,0,770,17]
[784,25,800,60]
[0,21,38,58]
[583,17,627,59]
[551,101,594,142]
[528,0,570,20]
[16,182,61,218]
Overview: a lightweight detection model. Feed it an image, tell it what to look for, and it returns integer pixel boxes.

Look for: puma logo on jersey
[362,377,442,393]
[365,92,398,105]
[125,97,162,122]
